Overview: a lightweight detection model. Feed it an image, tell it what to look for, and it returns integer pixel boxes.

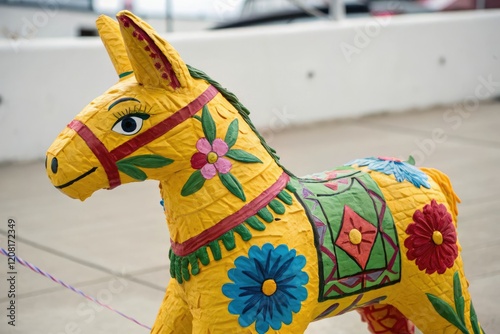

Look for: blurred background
[0,1,499,334]
[1,0,500,36]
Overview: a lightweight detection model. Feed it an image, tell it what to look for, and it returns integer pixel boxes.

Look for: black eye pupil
[121,117,137,132]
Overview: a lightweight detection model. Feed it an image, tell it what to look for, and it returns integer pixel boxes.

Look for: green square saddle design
[290,167,401,301]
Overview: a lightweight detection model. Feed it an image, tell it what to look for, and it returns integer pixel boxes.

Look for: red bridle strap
[67,120,121,189]
[68,85,219,189]
[110,85,218,162]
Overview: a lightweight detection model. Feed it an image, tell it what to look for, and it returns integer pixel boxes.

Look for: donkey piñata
[46,11,484,334]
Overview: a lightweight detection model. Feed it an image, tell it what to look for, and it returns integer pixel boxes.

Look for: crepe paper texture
[426,271,483,334]
[291,167,401,301]
[45,10,484,334]
[182,105,262,201]
[358,303,415,334]
[347,156,431,189]
[405,199,458,275]
[222,243,309,334]
[169,177,294,283]
[315,294,387,320]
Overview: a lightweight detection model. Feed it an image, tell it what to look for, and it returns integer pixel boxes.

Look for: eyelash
[113,105,152,119]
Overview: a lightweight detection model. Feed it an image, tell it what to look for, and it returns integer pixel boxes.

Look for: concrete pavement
[0,100,499,333]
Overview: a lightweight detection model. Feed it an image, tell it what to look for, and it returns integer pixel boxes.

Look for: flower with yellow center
[190,138,232,180]
[432,231,443,245]
[261,279,277,296]
[206,151,218,164]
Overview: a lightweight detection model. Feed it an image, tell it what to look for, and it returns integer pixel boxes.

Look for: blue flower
[347,156,430,189]
[222,243,309,334]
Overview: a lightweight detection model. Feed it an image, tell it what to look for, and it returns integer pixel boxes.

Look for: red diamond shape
[335,205,378,269]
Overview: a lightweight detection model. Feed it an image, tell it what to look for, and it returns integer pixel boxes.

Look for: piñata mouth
[55,167,98,189]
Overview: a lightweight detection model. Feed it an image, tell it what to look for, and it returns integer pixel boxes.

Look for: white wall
[1,10,499,162]
[0,6,213,39]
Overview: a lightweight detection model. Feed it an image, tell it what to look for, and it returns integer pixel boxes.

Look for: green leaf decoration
[245,216,266,231]
[219,172,246,201]
[277,190,293,205]
[407,155,416,165]
[220,230,236,250]
[118,154,173,168]
[426,293,470,334]
[116,154,173,181]
[226,149,262,163]
[181,170,206,197]
[225,119,239,148]
[454,272,466,326]
[233,224,252,241]
[470,302,482,334]
[257,207,274,223]
[201,105,216,143]
[208,241,222,261]
[269,199,285,215]
[192,115,202,122]
[196,247,210,266]
[181,258,190,282]
[187,254,200,275]
[117,163,147,181]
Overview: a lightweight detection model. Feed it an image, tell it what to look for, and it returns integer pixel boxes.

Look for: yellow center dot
[206,152,218,164]
[261,279,277,296]
[432,231,443,245]
[349,229,362,245]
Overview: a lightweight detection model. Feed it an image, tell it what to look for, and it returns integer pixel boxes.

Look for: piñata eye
[112,113,150,135]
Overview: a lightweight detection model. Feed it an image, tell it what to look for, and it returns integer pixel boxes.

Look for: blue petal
[296,271,310,285]
[345,158,374,166]
[239,285,263,297]
[274,256,295,280]
[347,157,430,189]
[229,298,249,316]
[234,256,253,272]
[242,269,265,284]
[242,293,264,315]
[222,283,238,299]
[290,287,308,312]
[223,244,309,333]
[255,318,270,334]
[268,307,284,331]
[261,243,275,254]
[276,299,293,325]
[239,308,257,328]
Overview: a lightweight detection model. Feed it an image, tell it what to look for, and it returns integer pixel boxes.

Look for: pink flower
[190,138,232,179]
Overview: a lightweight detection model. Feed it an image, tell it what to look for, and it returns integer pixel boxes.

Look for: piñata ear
[116,10,189,90]
[96,15,134,80]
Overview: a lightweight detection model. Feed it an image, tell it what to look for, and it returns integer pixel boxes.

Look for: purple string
[0,247,151,330]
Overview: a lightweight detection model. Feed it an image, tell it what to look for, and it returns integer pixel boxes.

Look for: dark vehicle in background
[212,0,500,30]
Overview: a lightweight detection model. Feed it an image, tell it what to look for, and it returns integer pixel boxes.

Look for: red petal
[190,152,207,170]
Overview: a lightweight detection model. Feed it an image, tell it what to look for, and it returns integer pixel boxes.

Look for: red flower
[404,200,458,274]
[190,138,232,180]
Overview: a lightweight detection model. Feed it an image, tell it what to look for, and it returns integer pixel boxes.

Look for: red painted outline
[118,14,181,89]
[110,85,218,162]
[170,172,290,257]
[68,120,121,189]
[67,85,218,189]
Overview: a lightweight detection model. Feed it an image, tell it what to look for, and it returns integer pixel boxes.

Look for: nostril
[51,157,58,174]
